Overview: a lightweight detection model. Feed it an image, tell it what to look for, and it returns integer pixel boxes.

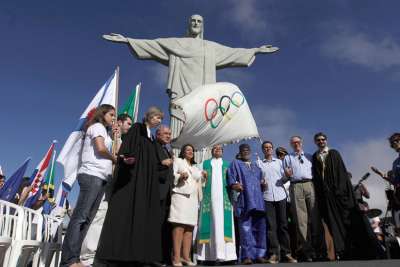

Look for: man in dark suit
[155,125,174,266]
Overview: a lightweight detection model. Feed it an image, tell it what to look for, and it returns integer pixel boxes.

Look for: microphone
[354,172,370,190]
[360,172,371,182]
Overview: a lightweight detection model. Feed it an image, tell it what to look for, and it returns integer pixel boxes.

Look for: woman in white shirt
[169,144,207,266]
[61,104,118,267]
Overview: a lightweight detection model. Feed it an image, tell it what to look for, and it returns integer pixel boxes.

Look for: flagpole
[134,82,141,123]
[112,66,120,157]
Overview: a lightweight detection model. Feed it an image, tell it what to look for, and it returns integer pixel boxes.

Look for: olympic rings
[204,98,218,121]
[231,91,245,107]
[204,90,245,129]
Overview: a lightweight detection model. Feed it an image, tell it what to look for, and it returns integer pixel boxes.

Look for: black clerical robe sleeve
[118,123,142,161]
[329,149,356,208]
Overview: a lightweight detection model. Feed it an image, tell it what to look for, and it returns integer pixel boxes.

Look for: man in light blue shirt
[282,136,322,262]
[257,141,296,264]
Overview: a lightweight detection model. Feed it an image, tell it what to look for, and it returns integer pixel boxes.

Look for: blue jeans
[60,173,106,266]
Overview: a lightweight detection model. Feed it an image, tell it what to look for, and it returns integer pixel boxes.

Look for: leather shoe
[267,255,279,264]
[242,258,253,265]
[283,254,297,263]
[255,257,268,264]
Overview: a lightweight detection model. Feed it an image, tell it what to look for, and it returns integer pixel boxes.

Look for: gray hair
[290,135,303,142]
[143,106,164,123]
[156,124,170,136]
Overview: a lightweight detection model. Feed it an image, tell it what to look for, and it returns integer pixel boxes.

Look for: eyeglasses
[316,138,326,142]
[298,155,304,164]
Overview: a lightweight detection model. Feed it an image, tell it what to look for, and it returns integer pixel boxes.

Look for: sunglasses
[298,155,304,164]
[391,139,400,146]
[316,138,326,142]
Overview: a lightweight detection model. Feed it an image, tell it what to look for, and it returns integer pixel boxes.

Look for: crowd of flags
[0,68,141,216]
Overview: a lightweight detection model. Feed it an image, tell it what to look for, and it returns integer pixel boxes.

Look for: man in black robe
[155,125,174,266]
[312,132,380,260]
[96,108,163,266]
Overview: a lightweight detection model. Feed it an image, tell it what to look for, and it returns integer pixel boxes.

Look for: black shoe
[298,256,312,262]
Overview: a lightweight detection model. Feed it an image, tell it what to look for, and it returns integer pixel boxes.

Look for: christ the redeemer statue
[103,14,278,158]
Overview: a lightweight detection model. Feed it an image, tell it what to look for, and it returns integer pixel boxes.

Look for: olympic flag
[171,82,259,150]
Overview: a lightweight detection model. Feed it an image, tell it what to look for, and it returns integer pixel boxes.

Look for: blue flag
[0,158,31,202]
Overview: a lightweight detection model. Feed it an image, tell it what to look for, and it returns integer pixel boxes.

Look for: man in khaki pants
[283,136,324,262]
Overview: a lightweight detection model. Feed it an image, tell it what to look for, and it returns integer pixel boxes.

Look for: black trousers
[265,199,291,257]
[160,192,172,264]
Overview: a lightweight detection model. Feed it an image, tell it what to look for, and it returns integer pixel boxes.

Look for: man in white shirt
[283,136,321,262]
[257,141,296,264]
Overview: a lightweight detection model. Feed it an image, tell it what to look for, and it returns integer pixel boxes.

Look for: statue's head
[187,14,203,39]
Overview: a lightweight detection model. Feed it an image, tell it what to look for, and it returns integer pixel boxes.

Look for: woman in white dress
[169,144,207,266]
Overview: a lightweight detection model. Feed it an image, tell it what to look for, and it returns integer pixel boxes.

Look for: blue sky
[0,0,399,210]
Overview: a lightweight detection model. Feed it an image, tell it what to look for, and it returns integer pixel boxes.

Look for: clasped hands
[177,170,207,185]
[161,158,173,167]
[231,180,268,193]
[120,155,136,165]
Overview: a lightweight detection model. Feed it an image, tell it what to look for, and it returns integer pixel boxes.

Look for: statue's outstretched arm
[255,45,279,54]
[102,33,128,43]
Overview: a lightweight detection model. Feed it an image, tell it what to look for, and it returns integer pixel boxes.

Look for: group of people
[58,103,400,267]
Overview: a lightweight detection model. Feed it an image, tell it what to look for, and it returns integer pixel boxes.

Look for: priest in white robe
[197,144,237,262]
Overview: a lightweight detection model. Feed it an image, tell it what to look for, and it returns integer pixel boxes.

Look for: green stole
[199,159,233,244]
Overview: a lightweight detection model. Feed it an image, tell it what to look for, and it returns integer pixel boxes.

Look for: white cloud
[226,0,267,34]
[223,0,281,42]
[320,22,400,71]
[340,137,397,213]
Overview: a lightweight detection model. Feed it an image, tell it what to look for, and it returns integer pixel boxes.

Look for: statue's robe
[127,37,259,160]
[127,37,257,102]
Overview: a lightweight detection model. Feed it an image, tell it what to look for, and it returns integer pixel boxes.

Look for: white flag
[57,71,117,188]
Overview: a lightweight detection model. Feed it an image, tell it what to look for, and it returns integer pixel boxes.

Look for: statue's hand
[258,45,279,53]
[102,33,128,43]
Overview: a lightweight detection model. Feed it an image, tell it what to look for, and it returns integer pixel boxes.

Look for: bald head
[156,125,172,145]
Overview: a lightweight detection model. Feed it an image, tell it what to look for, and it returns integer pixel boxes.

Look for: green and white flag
[44,150,57,202]
[120,83,141,122]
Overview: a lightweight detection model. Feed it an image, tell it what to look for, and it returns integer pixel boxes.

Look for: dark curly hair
[178,144,196,165]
